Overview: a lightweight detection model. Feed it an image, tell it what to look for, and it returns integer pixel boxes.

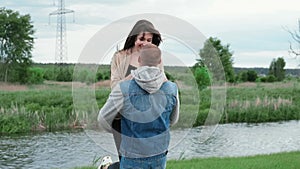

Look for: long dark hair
[123,19,162,51]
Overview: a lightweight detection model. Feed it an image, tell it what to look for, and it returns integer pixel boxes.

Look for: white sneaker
[98,155,113,169]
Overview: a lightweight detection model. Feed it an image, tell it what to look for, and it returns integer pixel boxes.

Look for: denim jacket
[98,66,180,158]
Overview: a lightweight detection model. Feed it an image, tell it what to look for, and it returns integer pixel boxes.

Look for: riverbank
[1,81,300,134]
[72,151,300,169]
[1,121,299,168]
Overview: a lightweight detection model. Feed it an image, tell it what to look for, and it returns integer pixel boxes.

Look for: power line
[49,0,74,63]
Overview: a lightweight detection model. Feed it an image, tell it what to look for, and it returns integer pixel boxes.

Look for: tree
[198,37,235,82]
[268,57,286,81]
[0,8,35,83]
[238,71,248,82]
[193,66,210,90]
[247,70,258,82]
[236,70,257,82]
[286,19,300,58]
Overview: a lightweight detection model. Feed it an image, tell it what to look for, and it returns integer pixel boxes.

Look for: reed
[194,82,300,125]
[0,87,110,134]
[1,80,300,134]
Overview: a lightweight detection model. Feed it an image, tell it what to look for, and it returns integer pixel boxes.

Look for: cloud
[234,50,300,68]
[32,38,56,63]
[32,24,101,63]
[208,0,300,16]
[214,28,292,52]
[3,0,300,68]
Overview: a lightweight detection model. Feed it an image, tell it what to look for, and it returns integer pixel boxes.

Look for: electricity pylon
[49,0,74,63]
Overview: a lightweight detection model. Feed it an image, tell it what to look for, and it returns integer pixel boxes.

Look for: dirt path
[0,80,111,91]
[0,82,28,91]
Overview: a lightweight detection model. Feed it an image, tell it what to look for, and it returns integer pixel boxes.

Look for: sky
[2,0,300,68]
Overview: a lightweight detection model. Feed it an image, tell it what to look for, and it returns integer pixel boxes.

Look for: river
[1,120,300,169]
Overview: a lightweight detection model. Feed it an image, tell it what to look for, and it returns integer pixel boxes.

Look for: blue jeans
[120,153,167,169]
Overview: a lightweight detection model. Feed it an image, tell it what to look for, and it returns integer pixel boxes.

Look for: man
[98,44,180,169]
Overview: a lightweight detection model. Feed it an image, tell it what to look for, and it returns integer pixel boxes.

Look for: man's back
[118,71,178,158]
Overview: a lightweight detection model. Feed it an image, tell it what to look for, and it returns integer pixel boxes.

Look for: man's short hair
[140,44,161,66]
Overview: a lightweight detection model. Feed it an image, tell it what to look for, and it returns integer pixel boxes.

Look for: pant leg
[151,155,166,169]
[112,118,122,160]
[108,162,120,169]
[120,153,167,169]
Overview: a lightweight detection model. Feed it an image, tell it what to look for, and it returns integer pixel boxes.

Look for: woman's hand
[124,74,133,80]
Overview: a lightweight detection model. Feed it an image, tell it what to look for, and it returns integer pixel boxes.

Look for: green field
[1,66,300,134]
[167,151,300,169]
[71,151,300,169]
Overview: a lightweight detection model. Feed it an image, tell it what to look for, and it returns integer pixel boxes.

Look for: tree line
[192,37,295,90]
[0,8,298,86]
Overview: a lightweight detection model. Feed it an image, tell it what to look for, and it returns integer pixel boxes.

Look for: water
[1,120,300,169]
[170,120,300,159]
[0,130,105,169]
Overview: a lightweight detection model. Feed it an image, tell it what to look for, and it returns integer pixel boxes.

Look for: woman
[110,19,164,88]
[109,19,165,166]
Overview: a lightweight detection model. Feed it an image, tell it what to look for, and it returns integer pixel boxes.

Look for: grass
[1,66,300,134]
[222,84,300,124]
[167,151,300,169]
[0,83,110,134]
[71,151,300,169]
[1,80,300,134]
[189,82,300,126]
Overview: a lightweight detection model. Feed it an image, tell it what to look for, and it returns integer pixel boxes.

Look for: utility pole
[49,0,74,63]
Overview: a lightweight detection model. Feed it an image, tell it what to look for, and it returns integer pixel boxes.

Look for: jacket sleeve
[170,90,180,126]
[98,84,124,133]
[110,52,122,88]
[110,51,128,89]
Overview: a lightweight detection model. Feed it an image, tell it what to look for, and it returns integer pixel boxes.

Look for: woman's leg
[112,119,122,160]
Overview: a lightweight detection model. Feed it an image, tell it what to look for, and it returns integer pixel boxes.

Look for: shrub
[27,67,44,84]
[266,75,276,82]
[194,67,210,90]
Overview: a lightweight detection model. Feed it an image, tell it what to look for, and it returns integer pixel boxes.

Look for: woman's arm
[110,52,123,89]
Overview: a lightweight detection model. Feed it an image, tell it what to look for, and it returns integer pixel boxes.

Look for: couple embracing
[98,19,180,169]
